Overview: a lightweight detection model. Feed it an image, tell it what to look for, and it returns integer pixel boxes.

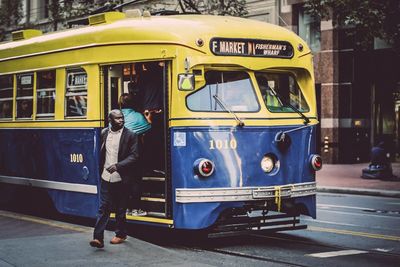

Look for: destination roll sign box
[210,38,294,58]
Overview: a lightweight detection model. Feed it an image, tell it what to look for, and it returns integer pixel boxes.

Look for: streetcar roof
[0,14,309,60]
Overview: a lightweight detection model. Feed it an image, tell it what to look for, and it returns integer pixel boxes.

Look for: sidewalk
[316,162,400,198]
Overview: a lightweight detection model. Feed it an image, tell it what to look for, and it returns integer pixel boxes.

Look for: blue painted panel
[171,125,317,229]
[0,128,101,217]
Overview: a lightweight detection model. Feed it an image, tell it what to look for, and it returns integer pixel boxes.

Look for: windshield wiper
[268,87,310,125]
[213,94,245,127]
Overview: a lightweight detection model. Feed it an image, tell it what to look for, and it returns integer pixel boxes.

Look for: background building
[1,0,399,164]
[278,0,399,163]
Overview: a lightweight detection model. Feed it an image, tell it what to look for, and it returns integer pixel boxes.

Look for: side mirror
[178,73,195,91]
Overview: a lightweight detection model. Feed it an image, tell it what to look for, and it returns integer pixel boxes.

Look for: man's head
[108,109,124,131]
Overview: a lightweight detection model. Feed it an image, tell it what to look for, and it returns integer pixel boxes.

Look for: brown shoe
[89,239,104,248]
[110,236,127,245]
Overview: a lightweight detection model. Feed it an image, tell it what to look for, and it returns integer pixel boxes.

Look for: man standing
[90,109,139,248]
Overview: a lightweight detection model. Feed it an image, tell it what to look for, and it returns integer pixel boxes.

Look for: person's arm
[144,110,152,124]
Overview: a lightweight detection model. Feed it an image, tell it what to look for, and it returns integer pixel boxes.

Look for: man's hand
[106,164,118,174]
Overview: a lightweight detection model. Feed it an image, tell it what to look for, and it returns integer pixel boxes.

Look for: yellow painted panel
[0,120,102,128]
[12,74,16,119]
[0,15,316,128]
[55,68,66,120]
[0,15,309,62]
[0,45,178,74]
[82,65,100,120]
[170,119,319,128]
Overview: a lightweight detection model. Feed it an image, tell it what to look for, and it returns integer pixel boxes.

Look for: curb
[317,186,400,198]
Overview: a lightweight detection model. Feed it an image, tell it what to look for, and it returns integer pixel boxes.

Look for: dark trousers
[93,180,128,241]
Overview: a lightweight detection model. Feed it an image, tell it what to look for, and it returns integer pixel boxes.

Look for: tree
[0,0,22,27]
[0,0,22,40]
[49,0,124,29]
[304,0,400,51]
[179,0,247,17]
[48,0,63,31]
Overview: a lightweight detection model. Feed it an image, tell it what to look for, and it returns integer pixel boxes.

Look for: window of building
[0,75,13,119]
[37,70,56,118]
[186,71,259,112]
[298,8,321,52]
[16,73,34,119]
[37,0,49,20]
[65,68,87,117]
[255,72,309,113]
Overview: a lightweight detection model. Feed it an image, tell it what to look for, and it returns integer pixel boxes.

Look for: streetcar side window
[65,68,87,118]
[0,75,13,119]
[37,70,56,118]
[255,72,309,113]
[16,73,34,119]
[186,71,259,112]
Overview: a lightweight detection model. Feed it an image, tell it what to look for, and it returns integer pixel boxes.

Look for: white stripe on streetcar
[307,250,368,258]
[0,175,97,194]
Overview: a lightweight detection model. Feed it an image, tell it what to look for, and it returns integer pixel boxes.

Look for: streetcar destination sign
[210,38,294,58]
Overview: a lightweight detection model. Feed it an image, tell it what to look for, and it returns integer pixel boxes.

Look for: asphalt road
[0,193,399,266]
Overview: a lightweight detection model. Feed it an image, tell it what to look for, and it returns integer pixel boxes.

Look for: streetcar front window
[255,72,309,113]
[187,71,259,112]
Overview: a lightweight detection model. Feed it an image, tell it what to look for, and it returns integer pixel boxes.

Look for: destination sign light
[210,38,294,58]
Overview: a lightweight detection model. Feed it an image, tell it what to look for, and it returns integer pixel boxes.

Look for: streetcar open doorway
[102,61,169,218]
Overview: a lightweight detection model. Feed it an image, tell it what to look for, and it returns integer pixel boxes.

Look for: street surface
[0,193,399,266]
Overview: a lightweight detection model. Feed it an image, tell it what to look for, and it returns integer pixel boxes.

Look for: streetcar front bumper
[175,181,316,203]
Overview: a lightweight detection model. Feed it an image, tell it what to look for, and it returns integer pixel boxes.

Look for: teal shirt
[121,108,151,135]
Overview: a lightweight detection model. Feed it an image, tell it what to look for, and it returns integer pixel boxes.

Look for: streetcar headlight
[193,158,215,177]
[261,155,275,173]
[310,154,322,171]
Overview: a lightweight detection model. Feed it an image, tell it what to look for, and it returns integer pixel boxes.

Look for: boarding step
[141,192,165,199]
[140,199,166,213]
[146,211,167,218]
[142,176,165,182]
[140,197,165,202]
[141,185,164,195]
[125,211,167,218]
[143,170,165,178]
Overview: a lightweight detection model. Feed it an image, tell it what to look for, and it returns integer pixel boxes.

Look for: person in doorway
[136,61,164,120]
[119,93,151,136]
[90,109,139,248]
[135,62,165,176]
[119,93,150,216]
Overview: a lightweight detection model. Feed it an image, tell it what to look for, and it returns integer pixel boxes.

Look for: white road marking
[373,248,393,253]
[318,209,400,219]
[302,218,398,232]
[318,204,375,212]
[387,202,400,205]
[307,250,368,258]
